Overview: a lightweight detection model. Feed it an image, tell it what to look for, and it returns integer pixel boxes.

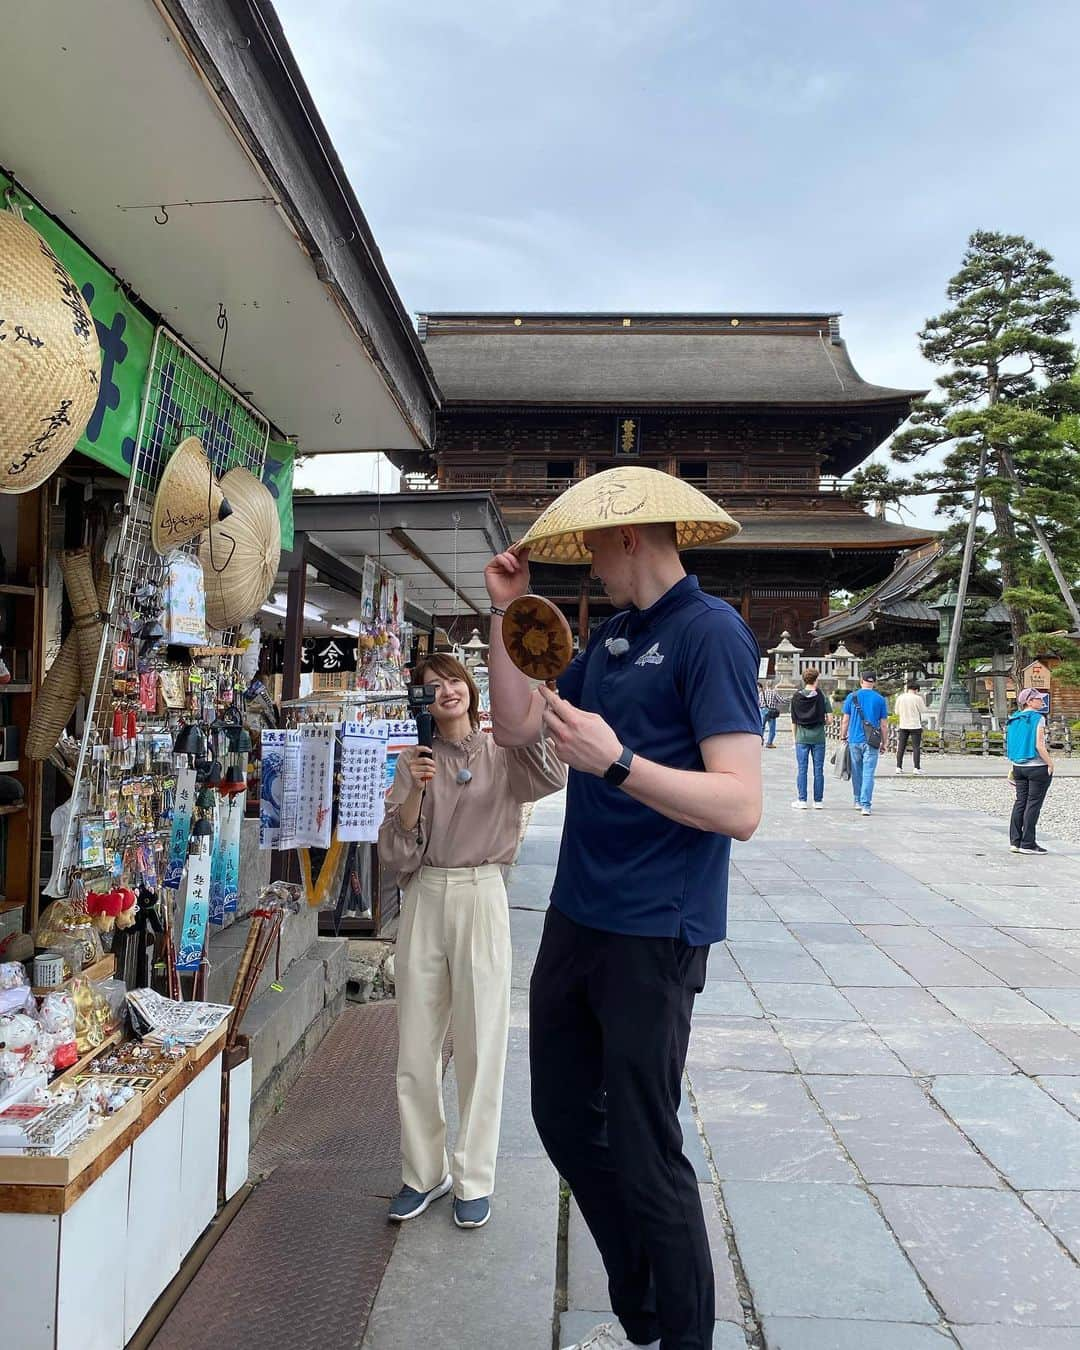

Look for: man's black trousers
[530,905,712,1350]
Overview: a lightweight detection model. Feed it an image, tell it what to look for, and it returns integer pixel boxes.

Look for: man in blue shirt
[841,672,889,816]
[485,470,762,1350]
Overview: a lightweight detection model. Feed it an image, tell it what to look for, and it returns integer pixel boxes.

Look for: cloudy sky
[287,0,1080,510]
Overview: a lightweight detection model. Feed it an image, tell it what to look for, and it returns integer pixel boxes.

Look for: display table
[0,1024,243,1349]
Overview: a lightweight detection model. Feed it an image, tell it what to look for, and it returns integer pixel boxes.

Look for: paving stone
[726,894,778,921]
[497,1028,546,1158]
[708,944,743,980]
[930,1076,1080,1189]
[933,925,1026,951]
[1036,1077,1080,1118]
[763,892,846,923]
[929,986,1053,1025]
[774,1020,910,1075]
[954,1329,1080,1350]
[762,1319,954,1349]
[751,982,860,1022]
[806,1074,999,1186]
[722,1181,936,1321]
[566,1199,609,1312]
[967,949,1080,988]
[789,922,873,946]
[364,1157,557,1350]
[839,987,959,1026]
[891,893,992,925]
[699,1184,749,1323]
[693,1070,855,1183]
[1002,927,1080,954]
[505,864,556,910]
[686,1017,795,1072]
[679,1105,715,1183]
[817,893,916,924]
[1022,1190,1080,1262]
[559,1314,745,1349]
[976,1023,1080,1075]
[858,924,950,949]
[799,942,917,987]
[885,945,1005,987]
[1021,988,1080,1026]
[874,1184,1080,1326]
[873,1022,1016,1076]
[728,941,829,985]
[725,920,799,944]
[693,979,764,1018]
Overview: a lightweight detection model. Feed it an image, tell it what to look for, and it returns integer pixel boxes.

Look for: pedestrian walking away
[894,680,928,773]
[760,681,781,748]
[841,672,889,815]
[1006,688,1055,854]
[790,667,827,809]
[378,654,565,1231]
[484,467,763,1350]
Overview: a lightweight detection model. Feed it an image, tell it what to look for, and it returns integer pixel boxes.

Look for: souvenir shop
[0,181,297,1347]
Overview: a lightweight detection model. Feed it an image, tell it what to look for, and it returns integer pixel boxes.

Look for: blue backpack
[1005,710,1040,763]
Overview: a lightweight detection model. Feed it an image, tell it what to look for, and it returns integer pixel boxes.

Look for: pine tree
[889,231,1080,679]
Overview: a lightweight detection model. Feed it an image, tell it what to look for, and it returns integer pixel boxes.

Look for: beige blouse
[378,729,565,884]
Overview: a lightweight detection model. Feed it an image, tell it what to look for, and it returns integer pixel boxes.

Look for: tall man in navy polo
[485,469,762,1350]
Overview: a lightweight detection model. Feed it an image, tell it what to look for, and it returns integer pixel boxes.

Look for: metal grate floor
[152,1003,409,1350]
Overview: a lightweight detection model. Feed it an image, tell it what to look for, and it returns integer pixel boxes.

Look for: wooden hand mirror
[502,594,574,685]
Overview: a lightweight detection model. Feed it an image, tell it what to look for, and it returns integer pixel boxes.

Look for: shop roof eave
[163,0,441,443]
[291,490,512,553]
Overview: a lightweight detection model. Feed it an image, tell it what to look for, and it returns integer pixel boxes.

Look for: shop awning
[1,1,439,458]
[290,492,511,619]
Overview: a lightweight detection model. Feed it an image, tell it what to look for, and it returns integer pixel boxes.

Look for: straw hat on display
[515,465,740,564]
[150,436,232,555]
[0,210,101,492]
[199,466,280,628]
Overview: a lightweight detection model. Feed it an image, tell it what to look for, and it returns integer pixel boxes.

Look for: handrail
[402,473,860,494]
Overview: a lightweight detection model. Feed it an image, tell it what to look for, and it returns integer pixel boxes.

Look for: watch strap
[603,745,634,786]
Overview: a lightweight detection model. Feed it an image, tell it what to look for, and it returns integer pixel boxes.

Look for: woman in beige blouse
[379,653,565,1231]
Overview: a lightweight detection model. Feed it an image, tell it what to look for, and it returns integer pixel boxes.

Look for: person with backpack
[760,681,782,748]
[790,667,828,809]
[841,672,889,816]
[1006,688,1055,854]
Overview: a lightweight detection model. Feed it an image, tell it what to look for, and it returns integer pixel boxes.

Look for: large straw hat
[516,465,740,564]
[150,437,232,555]
[199,467,280,628]
[0,211,101,493]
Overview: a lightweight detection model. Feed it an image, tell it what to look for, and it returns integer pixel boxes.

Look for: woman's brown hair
[418,652,482,731]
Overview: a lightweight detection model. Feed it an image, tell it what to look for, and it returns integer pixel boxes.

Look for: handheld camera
[407,682,437,753]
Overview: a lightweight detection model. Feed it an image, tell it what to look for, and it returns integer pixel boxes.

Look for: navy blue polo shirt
[552,575,761,946]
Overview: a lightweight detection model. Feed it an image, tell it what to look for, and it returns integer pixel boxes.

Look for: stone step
[205,903,318,1007]
[243,936,348,1141]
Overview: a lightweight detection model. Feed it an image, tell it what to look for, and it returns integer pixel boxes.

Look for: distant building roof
[814,541,1009,640]
[418,312,923,411]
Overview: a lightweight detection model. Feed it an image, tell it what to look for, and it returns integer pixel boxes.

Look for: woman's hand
[401,746,436,793]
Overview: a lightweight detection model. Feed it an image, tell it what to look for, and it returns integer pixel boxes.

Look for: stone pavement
[364,734,1080,1350]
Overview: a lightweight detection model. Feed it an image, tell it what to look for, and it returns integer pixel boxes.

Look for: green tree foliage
[861,643,934,691]
[871,232,1080,677]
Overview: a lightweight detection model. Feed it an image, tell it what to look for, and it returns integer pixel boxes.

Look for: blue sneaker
[453,1195,491,1229]
[388,1173,452,1222]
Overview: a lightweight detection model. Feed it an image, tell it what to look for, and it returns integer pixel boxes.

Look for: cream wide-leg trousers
[395,864,512,1201]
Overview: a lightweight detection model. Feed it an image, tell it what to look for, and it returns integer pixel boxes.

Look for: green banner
[1,171,154,478]
[263,440,295,551]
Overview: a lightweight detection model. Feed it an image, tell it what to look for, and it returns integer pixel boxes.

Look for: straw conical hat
[151,436,232,554]
[199,467,280,628]
[0,211,101,493]
[517,466,740,564]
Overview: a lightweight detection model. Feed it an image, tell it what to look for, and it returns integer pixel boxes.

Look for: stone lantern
[929,590,975,725]
[768,631,802,692]
[831,641,855,685]
[459,628,488,669]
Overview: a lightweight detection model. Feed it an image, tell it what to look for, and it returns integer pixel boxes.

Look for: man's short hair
[802,667,820,684]
[907,681,921,690]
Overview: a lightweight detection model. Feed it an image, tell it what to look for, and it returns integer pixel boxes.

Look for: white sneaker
[791,800,809,810]
[861,807,872,816]
[562,1323,633,1350]
[813,802,824,810]
[895,766,904,774]
[913,768,922,774]
[853,802,863,810]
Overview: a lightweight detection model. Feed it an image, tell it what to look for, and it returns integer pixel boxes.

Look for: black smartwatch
[603,745,635,786]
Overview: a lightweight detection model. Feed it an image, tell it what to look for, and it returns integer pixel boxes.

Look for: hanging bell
[221,765,247,796]
[202,760,223,789]
[196,787,217,811]
[173,723,207,759]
